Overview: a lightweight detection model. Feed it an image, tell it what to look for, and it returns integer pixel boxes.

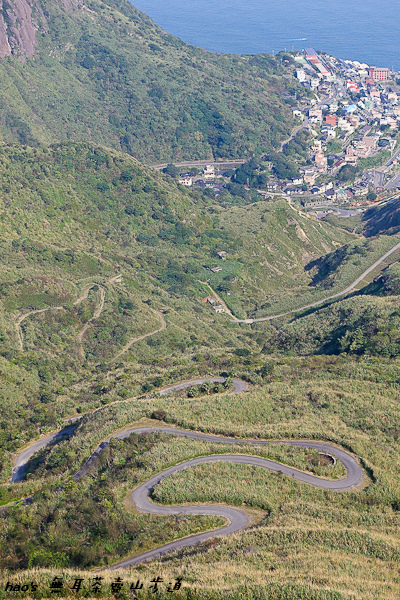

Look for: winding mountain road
[103,427,363,569]
[11,426,76,483]
[10,414,363,569]
[232,240,400,324]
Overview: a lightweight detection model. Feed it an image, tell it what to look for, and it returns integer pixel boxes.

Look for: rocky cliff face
[0,0,81,58]
[0,0,39,57]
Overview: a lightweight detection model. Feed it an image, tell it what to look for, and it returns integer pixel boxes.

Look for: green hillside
[0,0,301,162]
[262,261,400,357]
[0,141,353,463]
[1,144,400,598]
[2,3,400,595]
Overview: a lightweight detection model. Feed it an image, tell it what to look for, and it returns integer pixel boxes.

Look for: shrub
[151,409,167,421]
[187,386,199,397]
[235,348,250,357]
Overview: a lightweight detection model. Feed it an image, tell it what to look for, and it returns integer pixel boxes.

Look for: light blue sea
[130,0,400,70]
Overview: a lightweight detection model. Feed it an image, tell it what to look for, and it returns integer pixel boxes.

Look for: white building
[296,69,306,82]
[292,109,303,119]
[178,177,193,187]
[203,165,215,179]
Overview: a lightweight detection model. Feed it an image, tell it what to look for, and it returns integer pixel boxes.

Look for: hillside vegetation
[2,3,400,596]
[3,356,400,599]
[0,0,301,161]
[0,141,352,464]
[362,198,400,237]
[1,144,400,598]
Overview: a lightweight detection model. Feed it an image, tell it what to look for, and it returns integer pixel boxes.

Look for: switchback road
[10,378,247,482]
[11,390,364,570]
[10,417,363,569]
[11,426,76,483]
[105,427,363,569]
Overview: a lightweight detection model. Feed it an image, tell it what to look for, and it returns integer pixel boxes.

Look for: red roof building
[325,114,338,127]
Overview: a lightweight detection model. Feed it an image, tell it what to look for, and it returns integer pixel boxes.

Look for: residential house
[203,165,215,179]
[213,305,225,313]
[178,177,193,187]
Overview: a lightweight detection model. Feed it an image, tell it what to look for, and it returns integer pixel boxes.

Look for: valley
[0,1,400,599]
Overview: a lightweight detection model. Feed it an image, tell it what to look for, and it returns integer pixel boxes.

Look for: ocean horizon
[130,0,400,71]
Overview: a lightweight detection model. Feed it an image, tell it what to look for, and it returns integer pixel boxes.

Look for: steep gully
[10,378,363,570]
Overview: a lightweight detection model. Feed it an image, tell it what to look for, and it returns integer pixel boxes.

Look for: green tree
[200,381,211,395]
[163,164,180,178]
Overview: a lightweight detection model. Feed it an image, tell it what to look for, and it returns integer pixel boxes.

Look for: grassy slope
[0,141,351,464]
[262,252,400,357]
[3,356,400,598]
[0,0,301,162]
[362,197,400,237]
[0,146,397,597]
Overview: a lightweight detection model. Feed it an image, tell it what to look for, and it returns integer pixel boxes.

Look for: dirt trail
[73,284,96,306]
[198,281,237,320]
[14,307,64,351]
[76,286,106,357]
[110,308,166,362]
[13,275,119,352]
[279,123,303,151]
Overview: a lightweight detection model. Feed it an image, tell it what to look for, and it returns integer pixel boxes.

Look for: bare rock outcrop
[0,0,38,56]
[0,13,12,56]
[0,0,83,58]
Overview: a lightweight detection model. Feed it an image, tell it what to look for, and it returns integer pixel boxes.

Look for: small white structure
[203,164,215,179]
[213,305,225,313]
[296,69,306,82]
[291,177,303,185]
[178,177,193,187]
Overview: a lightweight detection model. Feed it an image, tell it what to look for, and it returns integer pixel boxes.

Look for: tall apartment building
[369,67,390,81]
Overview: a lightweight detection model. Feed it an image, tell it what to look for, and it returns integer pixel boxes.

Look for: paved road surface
[160,378,247,396]
[233,239,400,324]
[11,426,76,483]
[105,427,363,569]
[150,159,245,171]
[11,378,247,482]
[11,415,363,570]
[385,170,400,191]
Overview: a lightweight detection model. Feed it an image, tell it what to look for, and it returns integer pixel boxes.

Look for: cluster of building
[279,49,400,206]
[202,295,225,314]
[172,50,400,212]
[178,164,227,195]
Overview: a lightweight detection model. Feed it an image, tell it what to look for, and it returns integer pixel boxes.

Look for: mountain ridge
[0,0,300,161]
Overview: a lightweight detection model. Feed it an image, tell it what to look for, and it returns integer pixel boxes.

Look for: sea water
[130,0,400,70]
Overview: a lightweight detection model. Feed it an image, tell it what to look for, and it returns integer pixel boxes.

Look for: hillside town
[269,48,400,211]
[169,49,400,219]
